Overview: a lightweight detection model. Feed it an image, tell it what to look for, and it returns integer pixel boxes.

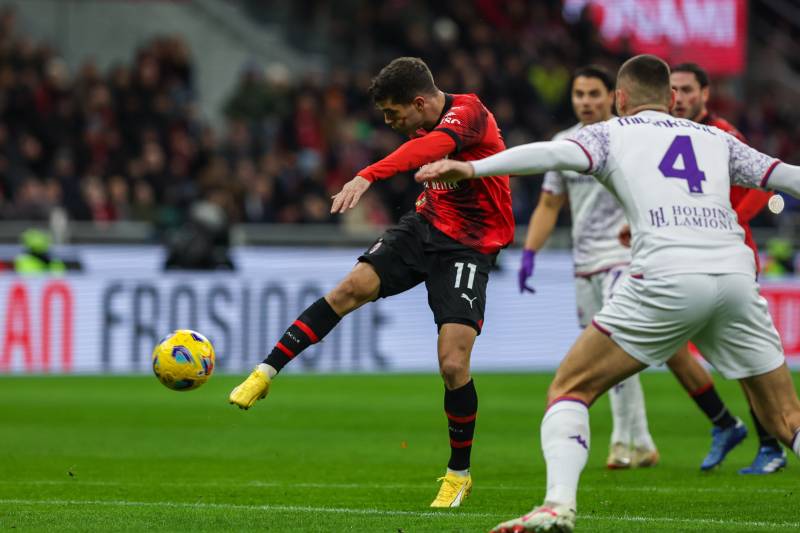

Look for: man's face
[671,71,708,120]
[571,76,614,125]
[377,97,425,135]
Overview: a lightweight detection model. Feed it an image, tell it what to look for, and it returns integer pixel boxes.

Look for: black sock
[690,384,736,429]
[750,408,780,449]
[445,379,478,471]
[263,298,341,373]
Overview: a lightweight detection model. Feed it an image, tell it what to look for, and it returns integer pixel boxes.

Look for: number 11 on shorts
[454,262,477,289]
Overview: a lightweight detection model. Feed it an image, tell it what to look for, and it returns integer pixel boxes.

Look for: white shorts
[593,274,785,379]
[575,265,629,328]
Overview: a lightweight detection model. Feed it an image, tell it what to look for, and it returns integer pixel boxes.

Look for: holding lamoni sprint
[229,57,514,508]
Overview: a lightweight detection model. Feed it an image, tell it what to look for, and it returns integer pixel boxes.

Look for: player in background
[416,54,800,533]
[229,57,514,508]
[667,62,783,474]
[519,65,659,470]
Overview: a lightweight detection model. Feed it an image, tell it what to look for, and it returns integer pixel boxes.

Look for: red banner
[563,0,748,75]
[762,285,800,359]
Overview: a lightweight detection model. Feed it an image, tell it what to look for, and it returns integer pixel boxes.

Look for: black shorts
[358,212,497,334]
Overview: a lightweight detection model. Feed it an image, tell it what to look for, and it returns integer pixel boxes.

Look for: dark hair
[367,57,437,104]
[617,54,671,106]
[671,62,709,88]
[572,65,614,92]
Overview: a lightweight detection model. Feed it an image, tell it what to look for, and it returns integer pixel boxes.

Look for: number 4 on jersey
[658,135,706,193]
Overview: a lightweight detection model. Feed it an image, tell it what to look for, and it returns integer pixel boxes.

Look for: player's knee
[329,274,375,311]
[439,354,469,385]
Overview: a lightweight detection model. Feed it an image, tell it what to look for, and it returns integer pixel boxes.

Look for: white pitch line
[0,498,798,530]
[0,479,796,496]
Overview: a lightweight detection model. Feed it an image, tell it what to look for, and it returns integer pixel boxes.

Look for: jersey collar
[431,93,454,130]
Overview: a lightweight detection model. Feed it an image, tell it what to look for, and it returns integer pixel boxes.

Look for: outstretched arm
[332,131,456,213]
[765,163,800,198]
[415,140,591,182]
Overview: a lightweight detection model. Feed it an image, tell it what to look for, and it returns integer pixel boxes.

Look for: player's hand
[331,176,371,214]
[618,224,631,248]
[518,249,536,294]
[415,160,475,183]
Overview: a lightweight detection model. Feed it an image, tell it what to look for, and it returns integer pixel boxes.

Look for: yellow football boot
[430,471,472,508]
[229,368,271,409]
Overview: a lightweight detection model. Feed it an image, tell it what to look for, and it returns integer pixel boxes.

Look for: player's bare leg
[491,325,646,533]
[738,383,787,473]
[431,323,477,508]
[667,345,747,470]
[740,364,800,458]
[229,262,380,409]
[325,261,382,315]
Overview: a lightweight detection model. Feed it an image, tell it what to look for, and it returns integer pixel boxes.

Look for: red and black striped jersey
[414,93,514,254]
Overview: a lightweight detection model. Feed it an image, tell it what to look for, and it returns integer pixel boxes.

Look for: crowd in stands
[0,1,799,237]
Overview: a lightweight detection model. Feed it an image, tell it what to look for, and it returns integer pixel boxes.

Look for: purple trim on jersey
[760,160,781,188]
[631,273,644,279]
[592,319,612,337]
[541,186,560,195]
[566,138,593,173]
[574,262,630,279]
[548,396,589,410]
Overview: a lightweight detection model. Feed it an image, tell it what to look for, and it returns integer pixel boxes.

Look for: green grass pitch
[1,371,798,532]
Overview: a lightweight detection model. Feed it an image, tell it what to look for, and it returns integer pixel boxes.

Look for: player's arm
[733,189,772,224]
[525,190,567,251]
[331,132,456,213]
[764,163,800,197]
[724,134,800,197]
[518,189,566,293]
[416,140,591,183]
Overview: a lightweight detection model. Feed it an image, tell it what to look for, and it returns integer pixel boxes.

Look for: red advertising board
[563,0,748,75]
[762,285,800,359]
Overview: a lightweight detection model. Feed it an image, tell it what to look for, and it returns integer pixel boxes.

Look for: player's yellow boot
[229,368,271,409]
[430,471,472,508]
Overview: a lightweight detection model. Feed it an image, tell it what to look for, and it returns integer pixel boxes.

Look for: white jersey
[568,110,778,278]
[543,123,630,275]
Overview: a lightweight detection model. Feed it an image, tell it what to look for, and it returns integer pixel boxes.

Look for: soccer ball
[152,330,215,391]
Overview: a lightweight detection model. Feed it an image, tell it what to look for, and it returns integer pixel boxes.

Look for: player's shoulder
[450,93,482,106]
[707,115,735,132]
[703,114,745,140]
[551,122,583,141]
[447,93,487,116]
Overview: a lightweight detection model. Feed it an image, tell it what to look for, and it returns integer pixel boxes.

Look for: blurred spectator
[14,228,64,274]
[763,238,795,278]
[164,189,234,270]
[0,0,796,243]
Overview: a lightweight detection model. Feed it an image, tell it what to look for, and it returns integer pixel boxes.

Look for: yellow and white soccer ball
[152,330,215,391]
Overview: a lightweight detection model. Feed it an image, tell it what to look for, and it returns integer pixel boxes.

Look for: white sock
[541,400,590,509]
[793,430,800,458]
[608,379,632,445]
[257,363,277,379]
[627,375,656,450]
[446,468,469,477]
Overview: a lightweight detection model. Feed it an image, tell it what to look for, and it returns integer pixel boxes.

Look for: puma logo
[460,293,477,308]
